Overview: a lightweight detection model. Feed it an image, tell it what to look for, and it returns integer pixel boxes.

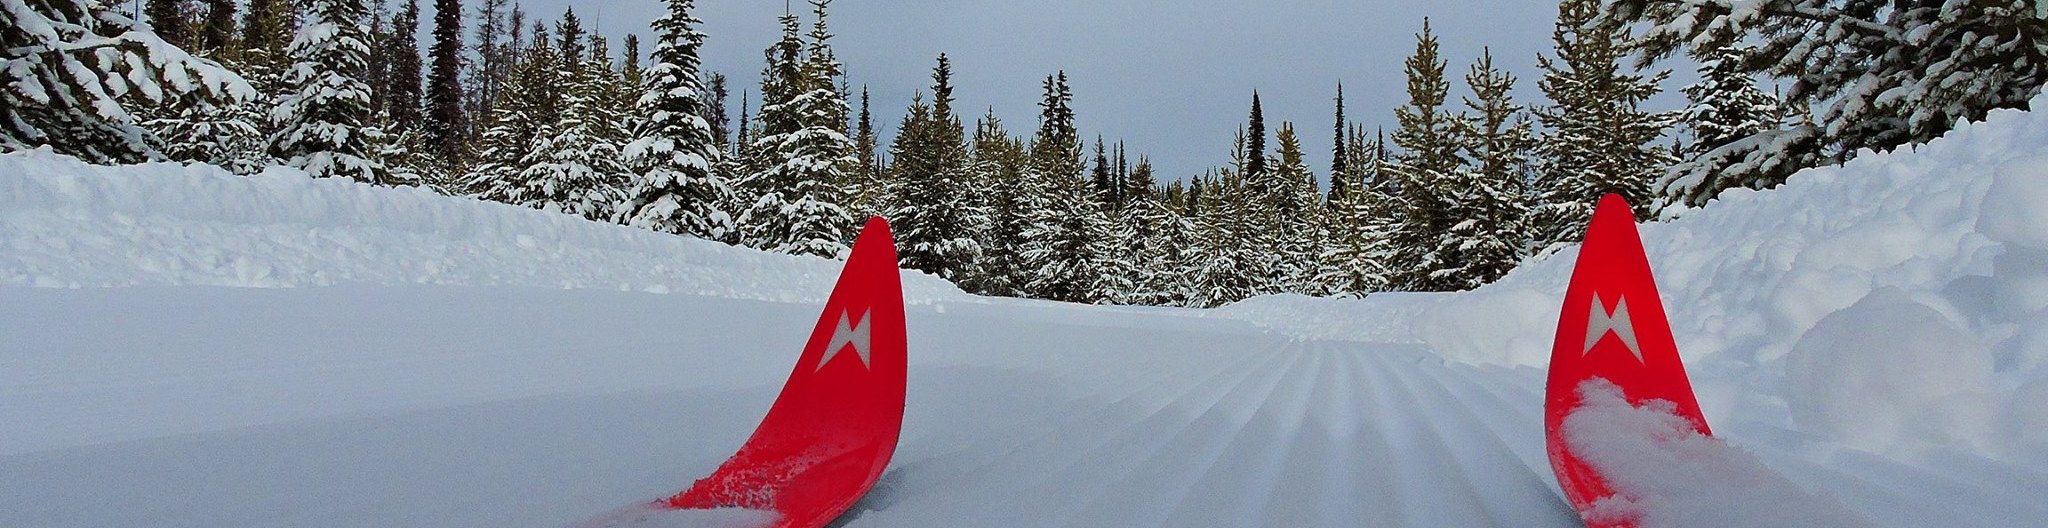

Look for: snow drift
[0,148,962,303]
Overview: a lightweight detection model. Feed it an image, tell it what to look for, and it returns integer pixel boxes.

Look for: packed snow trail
[7,92,2048,527]
[4,286,2044,527]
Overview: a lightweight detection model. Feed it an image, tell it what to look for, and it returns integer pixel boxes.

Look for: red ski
[1544,194,1710,528]
[600,217,908,528]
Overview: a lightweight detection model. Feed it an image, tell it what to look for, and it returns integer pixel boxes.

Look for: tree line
[5,0,2042,307]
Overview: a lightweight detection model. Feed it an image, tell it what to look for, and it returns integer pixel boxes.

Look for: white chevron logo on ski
[818,308,872,371]
[1584,294,1644,363]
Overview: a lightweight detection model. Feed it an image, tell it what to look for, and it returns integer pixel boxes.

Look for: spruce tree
[1528,0,1674,249]
[849,85,882,215]
[144,0,265,174]
[740,3,855,257]
[962,109,1032,297]
[502,22,626,222]
[425,0,468,167]
[269,0,389,184]
[467,25,549,202]
[1661,45,1788,209]
[1244,91,1268,183]
[1019,71,1116,303]
[885,55,983,281]
[624,0,735,241]
[239,0,294,69]
[1328,83,1351,207]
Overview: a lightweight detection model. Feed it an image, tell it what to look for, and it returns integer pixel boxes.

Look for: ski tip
[1593,193,1634,222]
[859,216,892,238]
[850,217,897,262]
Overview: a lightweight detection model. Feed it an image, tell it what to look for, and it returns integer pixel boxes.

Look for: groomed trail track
[3,286,2044,527]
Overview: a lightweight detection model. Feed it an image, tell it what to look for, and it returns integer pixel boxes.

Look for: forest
[5,0,2043,306]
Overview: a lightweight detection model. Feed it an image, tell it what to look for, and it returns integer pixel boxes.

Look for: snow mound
[1785,287,1998,453]
[0,148,962,303]
[1563,380,1875,528]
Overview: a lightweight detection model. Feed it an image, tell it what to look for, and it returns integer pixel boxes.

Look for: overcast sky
[467,0,1674,183]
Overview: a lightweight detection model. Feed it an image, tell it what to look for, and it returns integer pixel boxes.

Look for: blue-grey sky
[473,0,1670,182]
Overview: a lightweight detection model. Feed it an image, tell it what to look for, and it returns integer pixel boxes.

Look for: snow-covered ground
[5,95,2048,527]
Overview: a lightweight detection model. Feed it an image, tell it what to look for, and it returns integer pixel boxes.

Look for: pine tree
[1528,0,1675,249]
[1661,45,1788,209]
[1447,48,1534,288]
[425,0,468,167]
[269,0,389,183]
[1385,18,1466,292]
[1603,0,2046,184]
[623,0,734,241]
[885,55,983,281]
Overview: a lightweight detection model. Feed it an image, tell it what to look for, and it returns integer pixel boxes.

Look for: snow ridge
[0,148,961,303]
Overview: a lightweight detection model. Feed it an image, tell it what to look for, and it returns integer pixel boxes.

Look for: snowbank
[1402,91,2048,456]
[0,148,963,303]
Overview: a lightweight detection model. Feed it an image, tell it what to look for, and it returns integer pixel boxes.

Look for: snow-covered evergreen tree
[1269,122,1322,294]
[1601,0,2046,186]
[1660,45,1787,209]
[1385,18,1468,292]
[960,109,1031,298]
[268,0,391,184]
[423,0,467,167]
[623,0,734,241]
[1019,72,1117,303]
[884,55,984,282]
[1527,0,1673,249]
[739,3,854,258]
[1445,48,1534,289]
[3,0,252,163]
[1318,128,1395,297]
[467,23,553,202]
[502,15,626,222]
